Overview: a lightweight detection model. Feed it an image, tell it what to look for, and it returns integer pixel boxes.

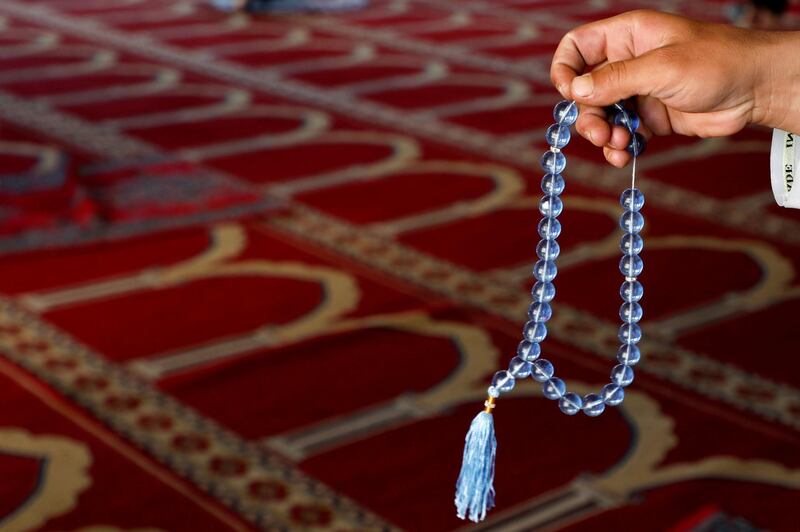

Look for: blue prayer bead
[533,259,558,282]
[517,340,541,361]
[540,150,566,174]
[532,359,554,382]
[553,100,578,126]
[545,124,571,149]
[620,233,643,256]
[508,356,532,379]
[619,254,643,277]
[541,173,565,196]
[559,392,583,415]
[528,301,552,322]
[542,377,566,400]
[524,321,548,343]
[611,364,635,387]
[619,302,643,323]
[536,239,560,261]
[620,211,644,233]
[617,344,641,366]
[618,323,642,344]
[601,383,625,406]
[620,280,643,302]
[491,370,516,394]
[613,110,640,132]
[538,217,561,239]
[620,188,645,211]
[539,195,563,218]
[626,132,647,156]
[582,393,605,417]
[531,281,556,303]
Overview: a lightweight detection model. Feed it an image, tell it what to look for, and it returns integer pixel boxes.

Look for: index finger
[550,14,635,98]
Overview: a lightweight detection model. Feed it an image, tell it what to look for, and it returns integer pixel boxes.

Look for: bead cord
[491,99,646,416]
[483,397,496,413]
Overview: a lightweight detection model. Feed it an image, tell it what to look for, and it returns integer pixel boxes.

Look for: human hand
[550,10,800,167]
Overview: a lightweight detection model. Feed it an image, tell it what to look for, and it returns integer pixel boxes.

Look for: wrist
[753,31,800,133]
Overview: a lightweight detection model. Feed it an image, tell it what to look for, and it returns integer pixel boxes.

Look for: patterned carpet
[0,0,799,530]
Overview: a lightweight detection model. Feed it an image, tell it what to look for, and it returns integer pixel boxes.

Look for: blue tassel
[455,410,496,522]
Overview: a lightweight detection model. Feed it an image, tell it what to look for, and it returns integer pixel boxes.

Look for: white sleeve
[770,128,799,208]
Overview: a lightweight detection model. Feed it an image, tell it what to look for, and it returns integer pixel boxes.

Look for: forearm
[754,30,800,133]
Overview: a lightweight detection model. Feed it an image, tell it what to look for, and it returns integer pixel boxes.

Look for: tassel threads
[455,397,497,522]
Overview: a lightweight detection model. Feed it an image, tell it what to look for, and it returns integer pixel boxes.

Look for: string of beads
[487,100,646,417]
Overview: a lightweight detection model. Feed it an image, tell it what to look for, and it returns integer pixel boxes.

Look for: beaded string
[489,99,646,416]
[455,99,647,523]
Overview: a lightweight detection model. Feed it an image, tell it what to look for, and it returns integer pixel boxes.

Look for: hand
[550,10,800,167]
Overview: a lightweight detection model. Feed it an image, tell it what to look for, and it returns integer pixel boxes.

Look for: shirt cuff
[770,128,799,208]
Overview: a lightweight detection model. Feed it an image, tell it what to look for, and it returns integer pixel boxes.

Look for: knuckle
[649,47,684,89]
[559,29,577,49]
[607,61,629,88]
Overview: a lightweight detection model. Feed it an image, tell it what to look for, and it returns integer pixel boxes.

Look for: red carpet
[0,0,799,530]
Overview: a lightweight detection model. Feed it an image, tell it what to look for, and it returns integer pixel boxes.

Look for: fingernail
[557,83,568,97]
[572,74,593,97]
[586,130,594,144]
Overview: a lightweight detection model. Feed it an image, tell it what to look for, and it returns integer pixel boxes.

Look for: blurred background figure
[209,0,369,13]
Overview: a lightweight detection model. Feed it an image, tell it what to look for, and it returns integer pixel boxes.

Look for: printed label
[784,132,795,193]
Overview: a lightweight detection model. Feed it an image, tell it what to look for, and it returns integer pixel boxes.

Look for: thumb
[570,51,668,106]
